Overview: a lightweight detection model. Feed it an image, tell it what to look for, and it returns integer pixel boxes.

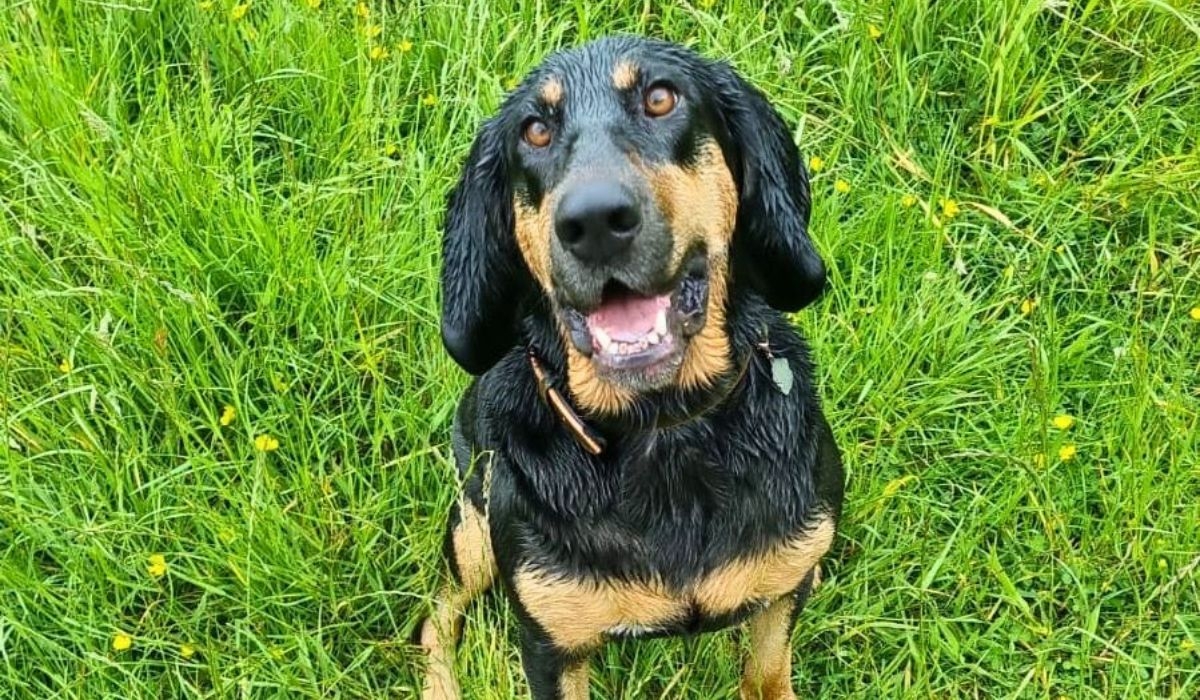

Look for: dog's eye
[522,119,552,148]
[643,83,678,117]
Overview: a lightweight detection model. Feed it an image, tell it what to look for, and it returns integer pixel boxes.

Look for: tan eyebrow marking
[612,60,639,90]
[540,77,563,106]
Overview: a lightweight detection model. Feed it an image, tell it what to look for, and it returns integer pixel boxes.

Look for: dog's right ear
[440,117,528,375]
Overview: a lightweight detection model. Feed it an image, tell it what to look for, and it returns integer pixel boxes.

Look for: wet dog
[420,36,844,699]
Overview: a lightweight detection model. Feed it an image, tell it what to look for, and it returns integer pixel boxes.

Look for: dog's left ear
[440,117,529,375]
[707,61,826,311]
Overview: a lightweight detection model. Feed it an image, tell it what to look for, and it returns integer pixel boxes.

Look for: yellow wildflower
[1058,444,1077,462]
[384,143,400,158]
[181,643,197,659]
[808,155,825,172]
[397,39,413,53]
[363,23,382,38]
[112,633,133,651]
[369,45,388,61]
[900,194,917,208]
[355,2,369,17]
[1182,639,1196,652]
[1020,298,1037,316]
[834,179,850,194]
[1051,414,1075,430]
[254,434,280,452]
[422,94,438,107]
[1189,306,1200,321]
[1056,244,1067,255]
[58,357,72,373]
[505,76,520,91]
[1157,558,1168,571]
[219,405,236,427]
[868,24,883,40]
[198,0,213,10]
[147,554,168,579]
[230,3,249,20]
[306,0,320,8]
[940,198,960,219]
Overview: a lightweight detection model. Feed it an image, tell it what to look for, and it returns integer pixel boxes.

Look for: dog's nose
[554,181,641,264]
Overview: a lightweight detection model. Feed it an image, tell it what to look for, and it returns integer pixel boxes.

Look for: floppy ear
[708,62,826,311]
[440,118,529,374]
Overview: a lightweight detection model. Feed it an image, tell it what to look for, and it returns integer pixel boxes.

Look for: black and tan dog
[419,36,844,699]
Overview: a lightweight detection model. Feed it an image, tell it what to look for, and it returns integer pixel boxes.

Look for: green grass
[2,0,1198,697]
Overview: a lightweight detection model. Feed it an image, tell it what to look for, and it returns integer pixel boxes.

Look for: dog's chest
[503,400,833,652]
[511,511,834,652]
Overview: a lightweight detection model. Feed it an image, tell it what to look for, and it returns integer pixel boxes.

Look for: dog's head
[441,37,824,413]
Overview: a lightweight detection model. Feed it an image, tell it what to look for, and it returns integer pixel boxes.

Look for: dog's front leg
[740,565,822,700]
[520,626,591,700]
[419,499,497,700]
[739,594,798,700]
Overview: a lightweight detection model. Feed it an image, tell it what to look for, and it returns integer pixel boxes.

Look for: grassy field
[2,0,1199,697]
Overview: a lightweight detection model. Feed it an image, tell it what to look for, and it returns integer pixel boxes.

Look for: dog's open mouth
[562,254,710,375]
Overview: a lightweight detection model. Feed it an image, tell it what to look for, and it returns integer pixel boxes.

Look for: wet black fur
[436,37,844,698]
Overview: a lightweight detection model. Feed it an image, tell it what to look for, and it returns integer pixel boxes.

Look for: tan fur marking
[540,77,563,106]
[677,251,732,391]
[559,659,591,699]
[514,516,832,653]
[740,597,798,700]
[512,571,686,651]
[644,140,739,392]
[514,195,555,289]
[421,502,497,700]
[612,60,639,90]
[566,343,637,414]
[695,516,835,616]
[453,502,496,594]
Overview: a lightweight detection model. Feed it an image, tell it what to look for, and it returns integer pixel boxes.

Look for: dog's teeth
[647,331,660,345]
[654,309,668,336]
[593,326,612,352]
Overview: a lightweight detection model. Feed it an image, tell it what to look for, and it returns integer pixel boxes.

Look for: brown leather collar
[527,350,607,455]
[526,347,755,456]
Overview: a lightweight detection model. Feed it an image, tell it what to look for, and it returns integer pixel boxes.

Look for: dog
[419,36,844,699]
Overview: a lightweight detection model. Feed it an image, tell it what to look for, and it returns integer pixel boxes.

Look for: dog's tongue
[587,292,670,342]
